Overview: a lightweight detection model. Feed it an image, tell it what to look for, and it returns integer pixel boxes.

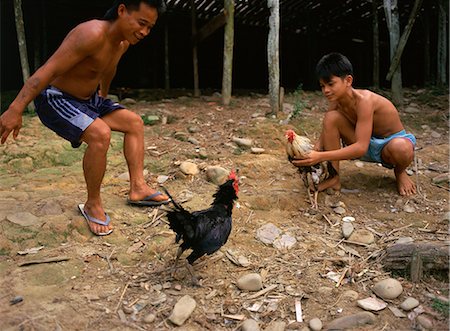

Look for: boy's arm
[0,24,99,143]
[294,99,373,165]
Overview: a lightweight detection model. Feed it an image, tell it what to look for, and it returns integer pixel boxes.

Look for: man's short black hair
[103,0,166,20]
[316,52,353,83]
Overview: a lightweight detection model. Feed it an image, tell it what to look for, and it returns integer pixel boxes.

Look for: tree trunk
[13,0,34,111]
[190,0,200,97]
[437,0,448,87]
[423,11,431,85]
[372,0,380,88]
[267,0,280,115]
[164,20,170,91]
[222,0,234,106]
[383,0,403,106]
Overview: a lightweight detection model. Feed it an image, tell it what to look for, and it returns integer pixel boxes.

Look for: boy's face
[319,75,352,101]
[118,3,158,45]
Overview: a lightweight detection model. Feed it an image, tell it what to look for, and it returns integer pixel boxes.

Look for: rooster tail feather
[161,186,185,212]
[326,161,338,179]
[162,186,196,240]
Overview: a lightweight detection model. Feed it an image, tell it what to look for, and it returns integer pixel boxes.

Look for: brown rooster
[285,129,337,209]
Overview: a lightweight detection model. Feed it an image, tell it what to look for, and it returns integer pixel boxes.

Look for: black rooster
[163,170,239,285]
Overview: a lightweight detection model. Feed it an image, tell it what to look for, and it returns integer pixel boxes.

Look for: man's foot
[78,203,113,236]
[318,175,341,192]
[395,170,416,196]
[128,187,170,206]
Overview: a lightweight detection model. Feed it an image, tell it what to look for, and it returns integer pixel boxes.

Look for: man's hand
[0,108,23,144]
[291,150,323,167]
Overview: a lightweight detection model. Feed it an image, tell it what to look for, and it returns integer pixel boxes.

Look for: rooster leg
[185,263,200,287]
[307,188,315,209]
[313,190,319,210]
[171,247,184,276]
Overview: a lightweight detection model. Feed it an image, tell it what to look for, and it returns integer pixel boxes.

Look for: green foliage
[432,298,449,317]
[292,84,307,119]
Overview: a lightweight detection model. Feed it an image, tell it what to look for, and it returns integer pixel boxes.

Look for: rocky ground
[0,88,448,331]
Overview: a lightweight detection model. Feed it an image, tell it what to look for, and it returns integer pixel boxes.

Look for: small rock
[121,98,136,104]
[430,131,441,138]
[355,161,364,168]
[273,234,297,251]
[416,315,433,329]
[395,237,414,245]
[348,229,375,244]
[342,222,354,239]
[432,173,450,185]
[174,131,188,141]
[144,313,156,323]
[187,137,200,145]
[404,106,420,114]
[157,175,169,184]
[406,169,414,176]
[264,320,286,331]
[251,147,265,154]
[333,206,346,215]
[357,297,387,311]
[324,312,376,330]
[168,295,196,326]
[342,216,355,222]
[241,319,260,331]
[232,137,253,148]
[388,305,407,318]
[400,297,419,311]
[205,166,229,185]
[237,273,263,291]
[6,212,40,227]
[403,204,415,213]
[256,223,282,244]
[10,296,23,305]
[179,161,199,176]
[309,318,323,331]
[118,169,148,181]
[188,126,200,133]
[372,278,403,300]
[145,115,160,125]
[342,290,359,301]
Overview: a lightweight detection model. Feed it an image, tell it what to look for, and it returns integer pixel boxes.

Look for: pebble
[241,319,260,331]
[324,312,376,330]
[400,297,419,311]
[403,204,415,213]
[342,222,354,239]
[404,106,420,114]
[273,234,297,251]
[237,273,263,291]
[348,229,375,244]
[251,147,265,154]
[168,295,196,326]
[309,318,323,331]
[342,290,359,301]
[388,305,407,318]
[187,137,200,145]
[179,161,199,175]
[205,166,229,185]
[430,131,441,138]
[264,321,286,331]
[6,212,40,227]
[355,161,364,168]
[118,169,148,181]
[395,237,414,244]
[188,126,200,133]
[10,296,23,305]
[232,137,253,148]
[357,297,387,311]
[432,173,450,185]
[174,132,188,141]
[416,315,433,329]
[372,278,403,300]
[333,207,346,215]
[143,313,156,323]
[256,223,282,244]
[157,175,169,184]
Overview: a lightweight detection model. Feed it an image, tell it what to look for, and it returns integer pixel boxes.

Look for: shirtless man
[293,52,416,196]
[0,0,170,235]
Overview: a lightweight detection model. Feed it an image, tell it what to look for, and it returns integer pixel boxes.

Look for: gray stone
[237,273,263,291]
[264,321,286,331]
[404,106,420,114]
[403,204,416,213]
[168,295,196,326]
[187,137,200,145]
[416,315,433,329]
[432,173,450,185]
[157,175,169,184]
[400,297,419,311]
[357,297,387,311]
[342,290,359,301]
[251,147,265,154]
[118,169,148,181]
[333,206,346,215]
[121,98,136,104]
[342,222,354,239]
[187,126,200,133]
[180,161,199,176]
[324,312,376,330]
[205,166,229,185]
[348,229,375,244]
[256,223,282,244]
[273,234,297,251]
[241,319,260,331]
[7,212,40,227]
[232,137,253,148]
[430,131,441,138]
[372,278,403,300]
[309,318,323,331]
[395,237,414,245]
[143,313,156,323]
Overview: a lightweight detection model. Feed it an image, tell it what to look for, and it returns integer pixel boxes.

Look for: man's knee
[83,121,111,150]
[383,138,414,164]
[128,111,144,130]
[323,111,344,129]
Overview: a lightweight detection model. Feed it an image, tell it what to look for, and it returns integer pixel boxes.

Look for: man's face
[118,3,158,44]
[319,75,351,101]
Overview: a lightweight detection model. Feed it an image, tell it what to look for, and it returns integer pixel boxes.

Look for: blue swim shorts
[34,86,125,148]
[360,130,416,168]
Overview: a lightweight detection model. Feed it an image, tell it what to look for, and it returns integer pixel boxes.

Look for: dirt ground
[0,88,448,331]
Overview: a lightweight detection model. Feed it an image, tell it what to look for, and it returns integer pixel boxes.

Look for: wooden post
[267,0,280,115]
[164,20,170,91]
[383,0,403,106]
[222,0,234,106]
[423,11,431,85]
[372,0,380,88]
[437,0,448,87]
[385,0,423,81]
[13,0,34,111]
[190,0,200,97]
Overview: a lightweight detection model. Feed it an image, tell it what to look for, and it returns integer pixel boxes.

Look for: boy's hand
[291,150,322,167]
[0,108,23,144]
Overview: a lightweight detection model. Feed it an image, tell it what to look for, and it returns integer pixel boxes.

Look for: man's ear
[117,3,127,17]
[345,75,353,86]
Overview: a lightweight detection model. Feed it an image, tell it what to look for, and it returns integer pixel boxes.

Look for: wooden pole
[385,0,423,81]
[222,0,234,106]
[372,0,380,88]
[437,0,448,87]
[267,0,280,115]
[13,0,34,111]
[164,20,170,91]
[190,0,200,97]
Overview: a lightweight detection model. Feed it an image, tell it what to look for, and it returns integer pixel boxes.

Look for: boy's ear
[345,75,353,86]
[118,3,127,17]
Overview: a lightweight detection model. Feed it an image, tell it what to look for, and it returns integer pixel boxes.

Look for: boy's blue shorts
[34,86,125,148]
[360,130,416,169]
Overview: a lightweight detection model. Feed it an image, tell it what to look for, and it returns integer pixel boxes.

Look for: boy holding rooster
[292,52,416,196]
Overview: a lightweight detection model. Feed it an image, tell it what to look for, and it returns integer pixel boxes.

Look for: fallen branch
[115,282,129,313]
[18,256,70,267]
[247,284,278,300]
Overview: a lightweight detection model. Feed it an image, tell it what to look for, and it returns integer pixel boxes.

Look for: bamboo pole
[190,0,200,97]
[267,0,280,115]
[222,0,234,106]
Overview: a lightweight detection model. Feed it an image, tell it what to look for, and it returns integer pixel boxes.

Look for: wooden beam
[385,0,423,81]
[267,0,280,115]
[192,11,227,44]
[222,0,234,106]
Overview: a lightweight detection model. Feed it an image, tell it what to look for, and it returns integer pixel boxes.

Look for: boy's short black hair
[315,52,353,82]
[103,0,166,20]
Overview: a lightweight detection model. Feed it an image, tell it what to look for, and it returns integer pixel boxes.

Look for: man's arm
[0,23,100,143]
[99,42,128,98]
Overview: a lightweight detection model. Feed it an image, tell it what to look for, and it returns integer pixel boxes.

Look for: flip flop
[78,204,113,236]
[127,192,171,207]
